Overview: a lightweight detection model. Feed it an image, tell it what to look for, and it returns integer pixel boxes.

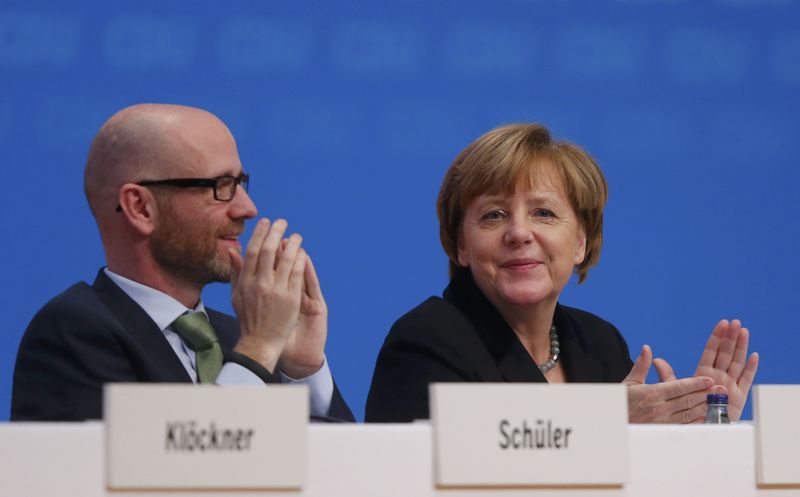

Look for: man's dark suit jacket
[365,269,634,422]
[11,270,353,422]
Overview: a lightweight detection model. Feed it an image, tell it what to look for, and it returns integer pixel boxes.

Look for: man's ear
[118,184,157,236]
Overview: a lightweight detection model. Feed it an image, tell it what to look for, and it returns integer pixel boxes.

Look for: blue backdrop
[2,0,798,421]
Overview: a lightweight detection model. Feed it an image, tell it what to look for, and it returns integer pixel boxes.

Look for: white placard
[754,384,800,486]
[0,422,105,497]
[105,383,308,490]
[431,383,628,487]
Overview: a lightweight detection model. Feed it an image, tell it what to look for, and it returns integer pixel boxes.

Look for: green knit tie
[171,312,223,383]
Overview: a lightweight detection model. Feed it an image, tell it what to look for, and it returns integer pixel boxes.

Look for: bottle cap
[707,393,728,404]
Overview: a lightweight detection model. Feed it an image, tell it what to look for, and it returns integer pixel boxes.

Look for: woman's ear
[574,225,587,265]
[456,235,470,267]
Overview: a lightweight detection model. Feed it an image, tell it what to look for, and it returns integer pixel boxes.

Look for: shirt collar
[104,268,207,331]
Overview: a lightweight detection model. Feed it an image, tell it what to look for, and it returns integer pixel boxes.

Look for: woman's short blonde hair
[437,123,608,283]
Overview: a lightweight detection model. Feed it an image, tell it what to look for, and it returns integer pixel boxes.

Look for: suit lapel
[555,305,605,382]
[495,337,548,382]
[206,310,239,353]
[93,270,192,382]
[445,269,547,383]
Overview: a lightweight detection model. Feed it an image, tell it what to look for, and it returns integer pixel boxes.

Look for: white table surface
[1,422,798,497]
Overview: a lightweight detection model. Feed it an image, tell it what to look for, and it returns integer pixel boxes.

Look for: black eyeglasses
[115,173,249,212]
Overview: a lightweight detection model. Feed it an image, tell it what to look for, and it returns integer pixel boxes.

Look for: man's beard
[150,199,243,286]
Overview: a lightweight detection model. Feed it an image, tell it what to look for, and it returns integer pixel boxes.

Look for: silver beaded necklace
[538,324,560,374]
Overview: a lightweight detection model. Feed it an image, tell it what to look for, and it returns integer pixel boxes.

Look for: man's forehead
[163,121,242,177]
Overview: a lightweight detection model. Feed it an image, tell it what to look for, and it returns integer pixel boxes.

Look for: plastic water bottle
[704,393,731,424]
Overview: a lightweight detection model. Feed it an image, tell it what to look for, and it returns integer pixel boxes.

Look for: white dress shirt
[104,268,333,416]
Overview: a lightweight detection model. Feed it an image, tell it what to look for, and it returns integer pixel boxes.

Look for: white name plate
[431,383,628,487]
[104,383,308,490]
[754,384,800,486]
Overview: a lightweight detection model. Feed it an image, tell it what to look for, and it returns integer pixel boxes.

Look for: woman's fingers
[713,319,741,372]
[627,376,714,423]
[727,326,750,380]
[696,319,727,371]
[737,352,760,395]
[653,357,677,382]
[623,345,652,386]
[659,376,713,401]
[662,390,709,423]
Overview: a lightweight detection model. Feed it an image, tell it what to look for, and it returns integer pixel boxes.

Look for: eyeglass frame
[115,172,250,212]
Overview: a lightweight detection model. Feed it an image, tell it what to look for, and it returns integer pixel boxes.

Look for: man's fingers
[257,219,288,280]
[275,233,302,284]
[696,319,728,372]
[653,358,677,382]
[243,218,271,277]
[228,248,244,289]
[288,249,307,294]
[277,238,290,269]
[303,251,323,299]
[713,319,741,372]
[623,345,652,386]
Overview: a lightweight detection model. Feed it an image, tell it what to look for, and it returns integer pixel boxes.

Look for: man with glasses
[11,103,353,421]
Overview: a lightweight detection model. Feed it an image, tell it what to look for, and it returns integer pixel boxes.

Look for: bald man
[11,104,353,421]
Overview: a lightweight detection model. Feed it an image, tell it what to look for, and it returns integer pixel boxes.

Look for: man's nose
[229,186,258,219]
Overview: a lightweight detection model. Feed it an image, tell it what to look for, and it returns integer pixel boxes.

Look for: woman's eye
[533,208,556,218]
[481,210,505,221]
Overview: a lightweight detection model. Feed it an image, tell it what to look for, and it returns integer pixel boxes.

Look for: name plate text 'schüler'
[430,383,628,487]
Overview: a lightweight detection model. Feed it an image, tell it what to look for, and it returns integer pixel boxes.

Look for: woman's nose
[503,217,534,247]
